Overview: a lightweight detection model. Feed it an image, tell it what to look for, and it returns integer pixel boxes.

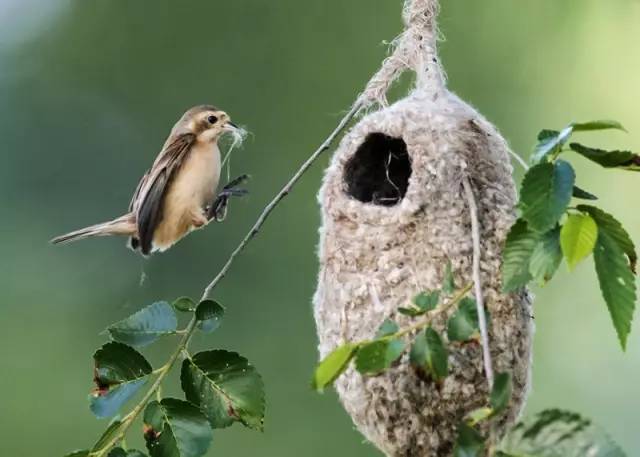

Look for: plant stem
[201,102,363,299]
[92,102,365,457]
[395,283,473,339]
[93,318,198,457]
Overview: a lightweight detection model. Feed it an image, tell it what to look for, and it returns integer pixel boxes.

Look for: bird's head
[175,105,242,144]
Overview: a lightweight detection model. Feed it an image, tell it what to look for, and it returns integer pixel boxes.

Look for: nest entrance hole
[344,133,412,206]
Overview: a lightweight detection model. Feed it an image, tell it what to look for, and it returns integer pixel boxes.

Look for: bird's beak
[223,121,239,132]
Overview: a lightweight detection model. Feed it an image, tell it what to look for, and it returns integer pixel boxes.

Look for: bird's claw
[207,175,250,222]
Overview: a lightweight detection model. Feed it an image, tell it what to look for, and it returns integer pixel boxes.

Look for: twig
[201,102,363,299]
[509,150,529,172]
[395,283,473,338]
[93,102,365,457]
[462,177,494,389]
[93,318,198,457]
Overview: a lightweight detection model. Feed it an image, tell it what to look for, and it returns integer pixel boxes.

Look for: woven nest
[313,87,533,456]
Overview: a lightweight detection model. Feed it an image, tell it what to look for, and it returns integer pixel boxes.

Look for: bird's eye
[207,115,218,124]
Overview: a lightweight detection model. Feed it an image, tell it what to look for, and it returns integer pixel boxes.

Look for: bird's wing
[129,170,149,213]
[133,133,196,254]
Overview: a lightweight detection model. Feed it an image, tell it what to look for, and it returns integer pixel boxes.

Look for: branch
[92,101,365,457]
[201,102,363,300]
[462,177,495,389]
[395,283,473,339]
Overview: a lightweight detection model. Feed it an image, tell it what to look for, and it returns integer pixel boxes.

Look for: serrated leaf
[311,344,358,392]
[570,143,640,171]
[376,319,399,338]
[413,290,440,312]
[409,328,448,381]
[572,185,598,200]
[181,350,265,430]
[577,205,637,273]
[465,407,493,426]
[355,339,405,375]
[571,119,627,132]
[519,160,575,232]
[447,297,479,342]
[173,297,196,313]
[91,343,152,418]
[529,226,563,286]
[490,372,513,416]
[453,422,485,457]
[143,399,212,457]
[500,409,627,457]
[195,300,224,333]
[593,232,636,350]
[560,214,598,271]
[108,448,147,457]
[107,302,178,347]
[442,261,456,294]
[502,219,541,292]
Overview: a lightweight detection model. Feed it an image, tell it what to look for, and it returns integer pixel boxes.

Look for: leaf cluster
[503,120,638,349]
[64,297,265,457]
[312,267,483,391]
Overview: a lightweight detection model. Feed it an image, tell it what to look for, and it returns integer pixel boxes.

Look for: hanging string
[359,0,445,107]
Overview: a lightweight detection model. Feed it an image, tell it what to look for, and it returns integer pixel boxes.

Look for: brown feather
[134,133,196,255]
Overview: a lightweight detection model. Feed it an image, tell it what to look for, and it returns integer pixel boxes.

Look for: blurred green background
[1,0,639,455]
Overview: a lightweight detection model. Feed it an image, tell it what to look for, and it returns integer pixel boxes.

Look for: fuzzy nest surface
[314,88,533,457]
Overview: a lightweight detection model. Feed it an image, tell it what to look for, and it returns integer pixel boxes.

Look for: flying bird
[51,105,246,255]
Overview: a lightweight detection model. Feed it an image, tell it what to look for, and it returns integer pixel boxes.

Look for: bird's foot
[207,174,250,222]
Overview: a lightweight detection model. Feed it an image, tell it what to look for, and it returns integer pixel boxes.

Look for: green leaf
[519,160,575,232]
[571,119,627,132]
[531,127,573,165]
[181,350,265,430]
[311,344,358,392]
[398,307,424,317]
[560,213,598,271]
[502,219,541,292]
[447,297,479,342]
[570,143,640,171]
[572,185,598,200]
[195,300,225,333]
[108,449,147,457]
[91,342,152,418]
[529,226,563,286]
[143,399,213,457]
[500,409,627,457]
[355,339,405,375]
[453,423,485,457]
[577,205,637,273]
[173,297,196,313]
[409,328,448,381]
[376,319,399,338]
[465,407,493,426]
[490,372,513,416]
[107,302,178,347]
[593,232,637,350]
[442,261,456,294]
[413,291,440,312]
[63,451,90,457]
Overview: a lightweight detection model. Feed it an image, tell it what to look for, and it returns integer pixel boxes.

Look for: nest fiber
[313,1,533,455]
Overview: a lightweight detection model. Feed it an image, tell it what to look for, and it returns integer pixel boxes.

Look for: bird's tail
[51,213,137,245]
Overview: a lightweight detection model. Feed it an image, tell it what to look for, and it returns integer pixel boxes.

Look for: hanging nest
[313,1,533,456]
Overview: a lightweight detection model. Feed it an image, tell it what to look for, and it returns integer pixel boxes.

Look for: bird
[51,105,247,256]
